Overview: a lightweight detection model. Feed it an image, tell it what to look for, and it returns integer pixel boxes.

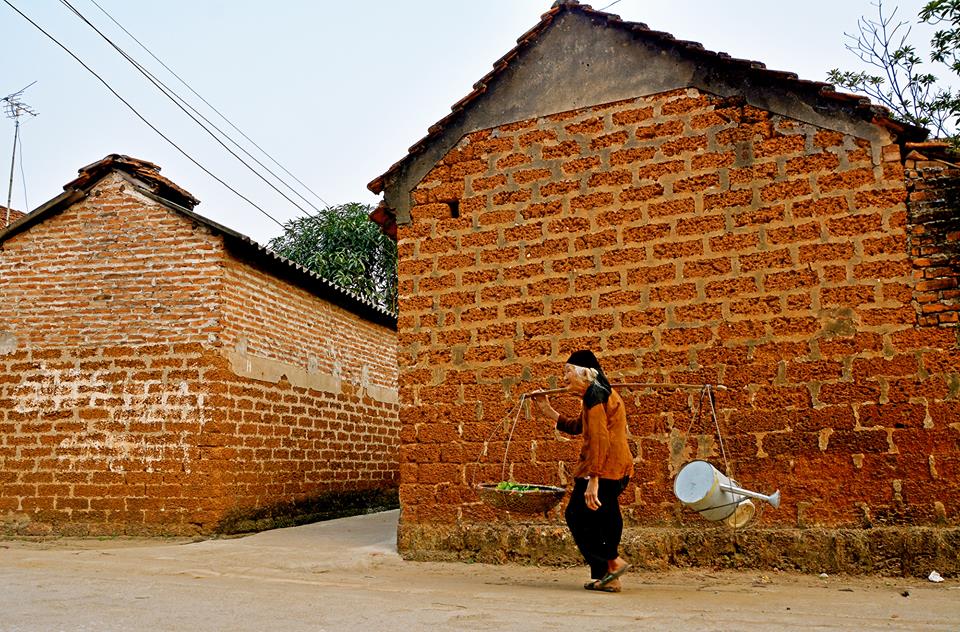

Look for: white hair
[568,365,598,383]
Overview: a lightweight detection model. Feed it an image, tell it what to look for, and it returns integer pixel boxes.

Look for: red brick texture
[0,173,399,536]
[395,89,960,550]
[906,156,960,327]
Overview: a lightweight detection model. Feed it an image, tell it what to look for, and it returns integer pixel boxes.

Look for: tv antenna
[3,82,38,227]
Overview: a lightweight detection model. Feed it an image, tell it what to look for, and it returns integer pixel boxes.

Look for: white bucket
[673,460,756,527]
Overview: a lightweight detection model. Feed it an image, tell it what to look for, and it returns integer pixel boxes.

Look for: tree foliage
[268,203,397,313]
[828,0,960,138]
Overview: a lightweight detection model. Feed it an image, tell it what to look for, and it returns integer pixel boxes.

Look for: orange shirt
[556,388,634,480]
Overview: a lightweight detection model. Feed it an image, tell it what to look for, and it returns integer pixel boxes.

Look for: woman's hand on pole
[585,477,601,511]
[530,394,559,422]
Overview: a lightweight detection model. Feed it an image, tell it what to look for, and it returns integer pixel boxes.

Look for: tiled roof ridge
[367,1,927,201]
[66,153,201,210]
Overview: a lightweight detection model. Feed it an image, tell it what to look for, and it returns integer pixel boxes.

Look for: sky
[0,0,948,244]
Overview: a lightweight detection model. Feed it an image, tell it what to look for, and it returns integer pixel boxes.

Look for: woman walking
[531,350,633,592]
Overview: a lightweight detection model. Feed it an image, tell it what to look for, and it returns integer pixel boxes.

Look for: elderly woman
[532,350,633,592]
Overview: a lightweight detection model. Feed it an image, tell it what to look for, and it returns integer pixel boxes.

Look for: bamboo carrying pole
[526,383,729,397]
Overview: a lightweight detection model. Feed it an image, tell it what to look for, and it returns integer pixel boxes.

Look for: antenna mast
[3,82,38,227]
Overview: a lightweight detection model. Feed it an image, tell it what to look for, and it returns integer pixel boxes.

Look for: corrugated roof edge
[366,0,929,232]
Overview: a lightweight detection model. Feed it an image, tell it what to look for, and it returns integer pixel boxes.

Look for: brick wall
[394,89,960,573]
[0,172,399,535]
[213,256,399,517]
[906,153,960,327]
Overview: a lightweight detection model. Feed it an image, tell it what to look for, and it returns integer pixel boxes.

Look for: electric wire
[86,0,331,210]
[58,0,320,219]
[2,0,285,228]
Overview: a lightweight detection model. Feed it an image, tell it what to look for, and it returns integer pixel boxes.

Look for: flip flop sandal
[597,563,632,587]
[584,580,621,593]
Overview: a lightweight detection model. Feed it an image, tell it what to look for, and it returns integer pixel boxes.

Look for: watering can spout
[768,489,781,509]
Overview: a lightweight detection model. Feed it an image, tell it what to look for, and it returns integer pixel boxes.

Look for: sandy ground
[1,510,957,632]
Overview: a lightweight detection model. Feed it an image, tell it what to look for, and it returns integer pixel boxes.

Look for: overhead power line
[58,0,321,220]
[87,0,331,210]
[2,0,286,228]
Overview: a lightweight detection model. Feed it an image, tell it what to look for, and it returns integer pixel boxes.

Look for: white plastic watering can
[673,460,780,528]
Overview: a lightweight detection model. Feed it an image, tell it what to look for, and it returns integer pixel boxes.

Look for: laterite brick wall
[0,172,399,535]
[395,89,960,573]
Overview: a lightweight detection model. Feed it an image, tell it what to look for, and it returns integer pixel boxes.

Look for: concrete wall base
[398,522,960,577]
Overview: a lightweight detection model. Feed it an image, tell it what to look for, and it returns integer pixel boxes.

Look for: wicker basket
[476,483,567,514]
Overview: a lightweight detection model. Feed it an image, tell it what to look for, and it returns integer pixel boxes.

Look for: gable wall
[394,88,960,573]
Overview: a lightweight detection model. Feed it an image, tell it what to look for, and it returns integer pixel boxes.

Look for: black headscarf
[566,350,611,407]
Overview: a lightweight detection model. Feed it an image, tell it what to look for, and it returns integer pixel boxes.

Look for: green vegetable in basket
[496,481,539,492]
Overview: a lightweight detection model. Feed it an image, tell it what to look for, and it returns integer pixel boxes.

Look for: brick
[754,135,806,157]
[761,179,812,202]
[798,242,855,263]
[705,277,758,298]
[650,283,698,303]
[590,131,629,150]
[854,188,906,209]
[610,147,657,166]
[571,192,615,212]
[674,302,723,322]
[649,198,696,218]
[729,162,779,185]
[785,153,840,175]
[661,95,711,114]
[740,249,792,272]
[679,215,726,237]
[540,180,580,197]
[565,117,604,134]
[492,190,532,206]
[813,130,845,148]
[588,170,632,187]
[660,327,714,347]
[683,257,732,278]
[673,173,721,193]
[472,174,507,191]
[496,153,532,169]
[562,156,601,174]
[654,240,704,260]
[660,136,709,156]
[704,189,752,211]
[542,140,581,159]
[818,168,875,192]
[619,185,664,203]
[826,213,883,236]
[792,195,848,218]
[636,120,683,140]
[612,106,654,125]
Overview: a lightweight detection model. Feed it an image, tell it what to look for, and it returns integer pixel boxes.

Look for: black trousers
[565,476,630,580]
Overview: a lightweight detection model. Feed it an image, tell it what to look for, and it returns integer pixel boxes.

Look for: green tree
[827,0,960,138]
[269,203,397,313]
[922,0,960,74]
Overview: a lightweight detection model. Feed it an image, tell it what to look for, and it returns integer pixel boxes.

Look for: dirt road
[1,510,956,631]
